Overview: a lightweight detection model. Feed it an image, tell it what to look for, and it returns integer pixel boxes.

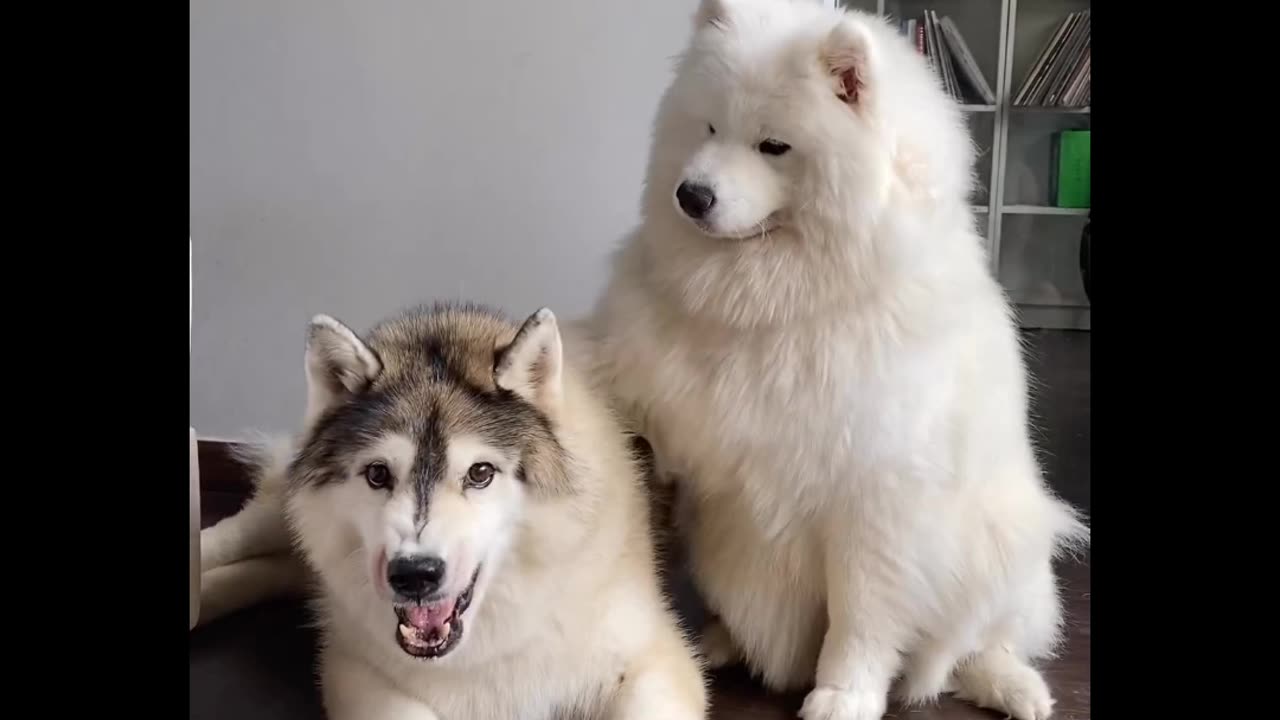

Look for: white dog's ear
[821,20,875,107]
[303,314,381,426]
[494,308,563,416]
[694,0,731,28]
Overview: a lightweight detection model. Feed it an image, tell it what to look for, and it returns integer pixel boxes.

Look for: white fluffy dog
[579,2,1089,719]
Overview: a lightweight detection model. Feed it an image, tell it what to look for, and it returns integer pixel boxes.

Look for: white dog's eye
[758,139,791,156]
[466,462,496,489]
[708,123,716,135]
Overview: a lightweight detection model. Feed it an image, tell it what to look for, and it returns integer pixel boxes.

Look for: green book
[1053,130,1090,208]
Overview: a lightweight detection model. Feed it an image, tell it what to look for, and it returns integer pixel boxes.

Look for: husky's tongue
[406,598,456,632]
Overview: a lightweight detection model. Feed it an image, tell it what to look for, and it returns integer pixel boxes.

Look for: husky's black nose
[676,181,716,219]
[388,555,446,598]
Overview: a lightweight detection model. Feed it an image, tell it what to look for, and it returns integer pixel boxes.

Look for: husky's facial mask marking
[287,305,573,661]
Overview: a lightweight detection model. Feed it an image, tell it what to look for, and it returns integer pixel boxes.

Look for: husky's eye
[708,123,716,135]
[758,139,791,156]
[466,462,496,489]
[364,462,392,490]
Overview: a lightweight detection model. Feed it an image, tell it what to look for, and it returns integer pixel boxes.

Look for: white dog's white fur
[579,2,1089,720]
[198,306,706,720]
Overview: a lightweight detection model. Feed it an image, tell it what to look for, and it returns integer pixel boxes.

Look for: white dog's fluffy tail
[1050,496,1091,561]
[195,434,305,627]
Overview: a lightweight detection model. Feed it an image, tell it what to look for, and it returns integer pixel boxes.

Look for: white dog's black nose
[676,181,716,219]
[388,555,446,598]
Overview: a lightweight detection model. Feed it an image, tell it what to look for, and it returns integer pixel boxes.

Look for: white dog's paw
[698,621,739,669]
[954,656,1054,720]
[798,686,886,720]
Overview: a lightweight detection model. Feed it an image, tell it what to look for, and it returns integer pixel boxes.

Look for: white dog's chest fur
[605,304,960,536]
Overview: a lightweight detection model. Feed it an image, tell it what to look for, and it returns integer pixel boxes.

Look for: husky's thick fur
[197,304,706,720]
[581,2,1089,720]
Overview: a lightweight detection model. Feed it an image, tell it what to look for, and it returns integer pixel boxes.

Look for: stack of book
[1013,10,1091,108]
[897,11,995,105]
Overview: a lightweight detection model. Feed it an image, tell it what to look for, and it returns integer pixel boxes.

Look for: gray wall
[191,0,690,437]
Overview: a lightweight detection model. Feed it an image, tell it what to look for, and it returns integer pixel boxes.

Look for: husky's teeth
[398,623,414,637]
[442,621,451,637]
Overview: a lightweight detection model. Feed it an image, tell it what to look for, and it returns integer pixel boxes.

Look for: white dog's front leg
[799,536,908,720]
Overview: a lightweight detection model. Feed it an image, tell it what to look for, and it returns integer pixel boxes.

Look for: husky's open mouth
[393,566,481,659]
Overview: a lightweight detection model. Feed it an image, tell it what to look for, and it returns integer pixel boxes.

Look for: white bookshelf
[833,0,1091,330]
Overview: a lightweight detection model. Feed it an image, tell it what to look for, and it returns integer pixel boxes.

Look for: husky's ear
[821,19,875,107]
[494,308,563,416]
[303,314,381,425]
[694,0,731,28]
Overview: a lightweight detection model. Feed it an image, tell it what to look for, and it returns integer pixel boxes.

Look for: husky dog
[581,2,1089,720]
[196,304,706,720]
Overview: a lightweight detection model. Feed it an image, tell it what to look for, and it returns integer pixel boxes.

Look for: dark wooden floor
[190,330,1091,720]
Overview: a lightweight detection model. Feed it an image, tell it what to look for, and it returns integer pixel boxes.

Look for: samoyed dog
[197,304,707,720]
[580,1,1089,719]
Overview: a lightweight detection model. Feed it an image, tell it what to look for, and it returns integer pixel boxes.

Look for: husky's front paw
[798,685,886,720]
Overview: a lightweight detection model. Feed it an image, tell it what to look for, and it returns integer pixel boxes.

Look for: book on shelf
[1014,10,1091,108]
[1050,130,1090,208]
[896,11,994,105]
[929,11,960,102]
